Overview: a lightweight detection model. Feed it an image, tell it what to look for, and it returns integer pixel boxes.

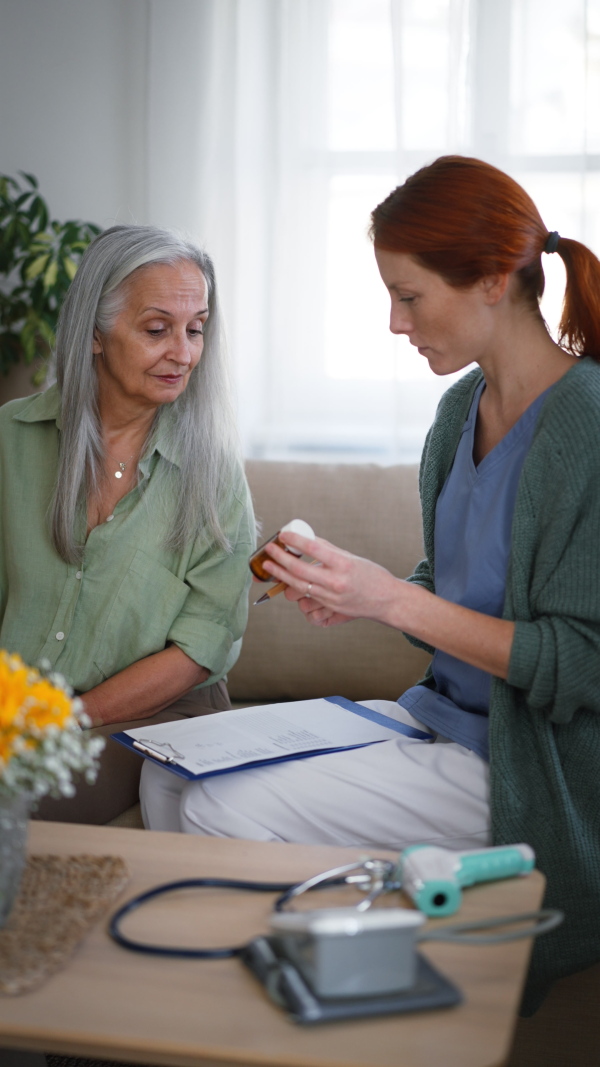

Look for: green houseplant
[0,172,100,384]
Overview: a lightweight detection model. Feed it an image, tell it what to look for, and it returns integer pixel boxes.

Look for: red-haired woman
[141,157,600,1009]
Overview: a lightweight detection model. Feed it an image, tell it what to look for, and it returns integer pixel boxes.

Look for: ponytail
[553,237,600,360]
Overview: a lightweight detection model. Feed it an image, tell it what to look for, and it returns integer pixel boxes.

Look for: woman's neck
[97,390,159,457]
[478,312,575,420]
[473,312,576,463]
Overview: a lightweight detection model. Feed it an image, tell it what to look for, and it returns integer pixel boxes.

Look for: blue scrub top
[397,379,553,760]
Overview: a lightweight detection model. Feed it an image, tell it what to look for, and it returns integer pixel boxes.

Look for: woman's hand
[264,529,515,678]
[262,531,403,627]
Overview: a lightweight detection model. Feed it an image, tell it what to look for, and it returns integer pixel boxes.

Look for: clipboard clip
[132,740,177,765]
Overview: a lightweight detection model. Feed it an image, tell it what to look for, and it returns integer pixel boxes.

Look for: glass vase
[0,790,32,928]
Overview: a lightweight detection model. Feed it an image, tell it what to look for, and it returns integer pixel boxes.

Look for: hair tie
[544,231,560,254]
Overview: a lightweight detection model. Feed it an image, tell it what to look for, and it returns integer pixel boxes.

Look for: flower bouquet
[0,650,104,925]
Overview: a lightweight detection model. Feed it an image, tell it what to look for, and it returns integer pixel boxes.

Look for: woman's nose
[171,331,193,364]
[389,308,412,335]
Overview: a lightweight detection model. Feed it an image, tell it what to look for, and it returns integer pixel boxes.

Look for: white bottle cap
[279,519,315,557]
[281,519,315,539]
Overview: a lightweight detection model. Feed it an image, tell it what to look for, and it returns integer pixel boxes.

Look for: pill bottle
[249,519,315,581]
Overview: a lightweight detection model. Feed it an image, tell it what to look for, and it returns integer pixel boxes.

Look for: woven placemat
[0,854,129,995]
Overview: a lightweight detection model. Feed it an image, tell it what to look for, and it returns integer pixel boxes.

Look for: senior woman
[0,225,255,824]
[141,158,600,1009]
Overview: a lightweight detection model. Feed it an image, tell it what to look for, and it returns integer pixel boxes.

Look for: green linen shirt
[405,357,600,1011]
[0,386,256,693]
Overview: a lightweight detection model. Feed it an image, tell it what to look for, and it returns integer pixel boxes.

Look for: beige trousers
[140,699,491,851]
[32,680,231,825]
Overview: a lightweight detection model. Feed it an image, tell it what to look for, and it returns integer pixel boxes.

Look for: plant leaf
[43,259,58,290]
[25,254,50,280]
[63,256,78,281]
[20,172,39,189]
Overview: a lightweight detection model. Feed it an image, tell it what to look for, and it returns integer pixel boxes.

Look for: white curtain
[144,0,600,462]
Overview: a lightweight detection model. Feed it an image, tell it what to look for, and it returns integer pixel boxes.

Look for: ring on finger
[306,582,312,597]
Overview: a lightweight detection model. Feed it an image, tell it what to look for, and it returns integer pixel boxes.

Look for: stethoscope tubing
[109,871,351,958]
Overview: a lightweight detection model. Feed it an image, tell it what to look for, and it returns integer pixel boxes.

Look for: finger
[284,585,305,603]
[275,531,350,570]
[304,603,333,625]
[263,549,326,591]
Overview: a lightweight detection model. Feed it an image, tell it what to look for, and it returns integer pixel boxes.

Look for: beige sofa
[112,457,597,1066]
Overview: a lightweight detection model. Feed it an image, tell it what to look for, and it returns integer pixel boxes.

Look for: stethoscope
[109,857,561,958]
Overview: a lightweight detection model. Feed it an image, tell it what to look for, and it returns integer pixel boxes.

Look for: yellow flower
[0,651,76,768]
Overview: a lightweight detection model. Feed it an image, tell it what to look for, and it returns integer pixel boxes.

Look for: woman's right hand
[262,530,403,628]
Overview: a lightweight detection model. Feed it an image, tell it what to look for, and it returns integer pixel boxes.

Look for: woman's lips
[153,374,184,383]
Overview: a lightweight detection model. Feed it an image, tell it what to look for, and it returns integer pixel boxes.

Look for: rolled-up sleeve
[508,616,600,723]
[167,478,256,681]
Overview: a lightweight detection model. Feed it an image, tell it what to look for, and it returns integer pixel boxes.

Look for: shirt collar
[12,383,62,429]
[13,384,182,470]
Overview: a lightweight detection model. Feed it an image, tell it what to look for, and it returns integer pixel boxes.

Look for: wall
[0,0,149,229]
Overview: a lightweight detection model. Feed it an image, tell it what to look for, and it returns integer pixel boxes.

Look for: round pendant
[115,471,123,479]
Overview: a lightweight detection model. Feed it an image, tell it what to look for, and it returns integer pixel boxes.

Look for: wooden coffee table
[0,821,545,1067]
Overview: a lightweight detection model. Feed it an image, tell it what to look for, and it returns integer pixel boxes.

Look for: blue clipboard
[111,696,432,782]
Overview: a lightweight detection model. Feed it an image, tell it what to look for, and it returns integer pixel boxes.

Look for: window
[187,0,600,461]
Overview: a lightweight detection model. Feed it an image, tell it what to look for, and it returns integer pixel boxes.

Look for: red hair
[370,156,600,360]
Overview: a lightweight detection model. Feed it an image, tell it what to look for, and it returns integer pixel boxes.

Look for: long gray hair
[50,225,240,564]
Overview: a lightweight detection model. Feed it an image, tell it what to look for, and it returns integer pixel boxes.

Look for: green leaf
[0,175,20,197]
[32,197,49,231]
[25,253,50,280]
[31,363,49,386]
[43,259,58,289]
[20,318,37,362]
[63,256,78,281]
[36,318,56,348]
[20,172,39,190]
[3,218,17,248]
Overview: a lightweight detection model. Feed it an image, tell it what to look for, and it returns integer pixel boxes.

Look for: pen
[133,740,177,764]
[254,560,320,605]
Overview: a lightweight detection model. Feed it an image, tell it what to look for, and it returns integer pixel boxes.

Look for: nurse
[141,156,600,1007]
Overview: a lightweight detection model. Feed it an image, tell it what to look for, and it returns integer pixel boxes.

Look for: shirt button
[56,632,65,641]
[75,571,83,580]
[106,514,114,522]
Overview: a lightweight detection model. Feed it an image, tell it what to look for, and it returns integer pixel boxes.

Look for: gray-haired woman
[0,225,255,824]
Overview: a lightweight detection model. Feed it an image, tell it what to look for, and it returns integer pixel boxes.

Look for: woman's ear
[479,273,511,306]
[92,328,103,356]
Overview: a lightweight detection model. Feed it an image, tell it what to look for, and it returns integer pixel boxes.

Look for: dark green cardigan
[405,357,600,1012]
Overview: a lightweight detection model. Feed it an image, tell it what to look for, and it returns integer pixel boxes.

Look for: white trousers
[140,700,490,851]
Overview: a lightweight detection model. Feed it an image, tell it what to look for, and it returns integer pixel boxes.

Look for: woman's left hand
[263,530,403,627]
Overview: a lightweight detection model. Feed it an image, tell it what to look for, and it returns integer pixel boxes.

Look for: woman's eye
[188,327,204,337]
[399,296,415,304]
[147,328,165,336]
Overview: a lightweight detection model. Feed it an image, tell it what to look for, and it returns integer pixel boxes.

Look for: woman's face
[93,260,208,412]
[374,249,499,376]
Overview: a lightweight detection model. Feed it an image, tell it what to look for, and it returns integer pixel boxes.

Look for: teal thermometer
[398,843,535,917]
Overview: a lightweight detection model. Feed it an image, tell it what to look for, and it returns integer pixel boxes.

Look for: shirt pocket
[93,549,189,681]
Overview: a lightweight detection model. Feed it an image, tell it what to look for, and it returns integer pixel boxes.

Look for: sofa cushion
[227,461,431,703]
